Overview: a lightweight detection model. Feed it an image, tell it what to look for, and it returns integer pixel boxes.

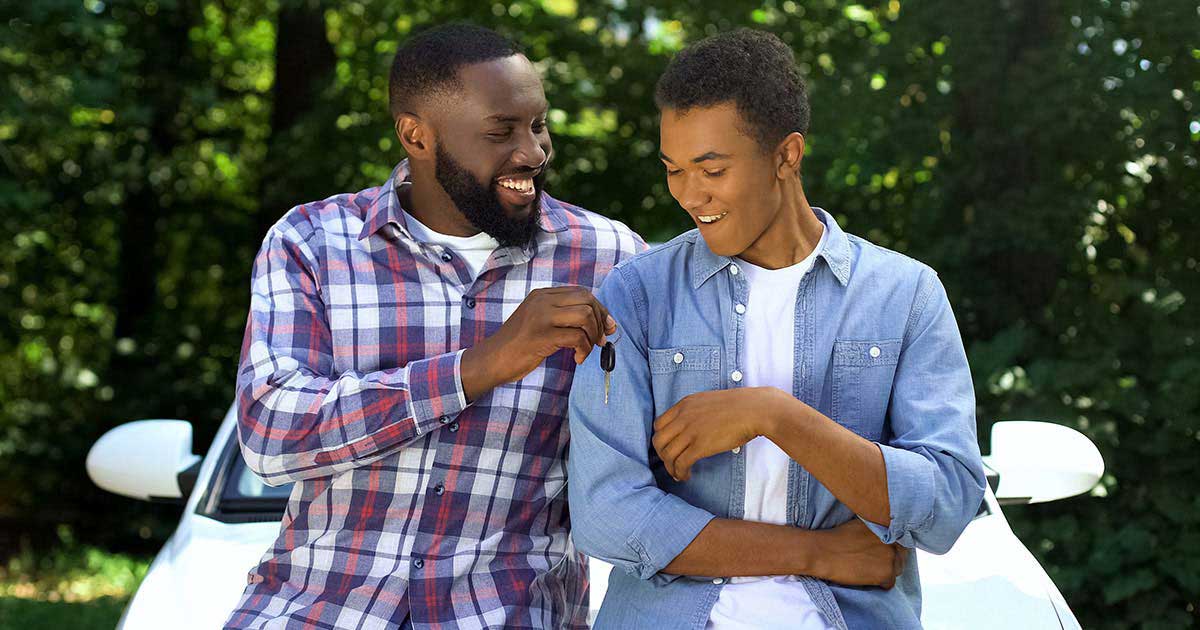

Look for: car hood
[119,515,280,630]
[920,512,1078,629]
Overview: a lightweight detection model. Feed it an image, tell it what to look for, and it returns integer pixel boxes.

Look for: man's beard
[434,145,544,248]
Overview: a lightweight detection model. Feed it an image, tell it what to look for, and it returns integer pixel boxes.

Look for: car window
[227,456,293,500]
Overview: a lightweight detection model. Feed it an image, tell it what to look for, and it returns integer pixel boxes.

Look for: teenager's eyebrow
[690,151,731,163]
[659,150,732,164]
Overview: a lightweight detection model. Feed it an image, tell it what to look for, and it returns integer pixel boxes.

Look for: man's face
[659,104,783,258]
[430,54,552,247]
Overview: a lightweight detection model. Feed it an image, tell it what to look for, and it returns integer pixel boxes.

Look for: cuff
[405,349,469,435]
[861,443,936,547]
[625,492,716,580]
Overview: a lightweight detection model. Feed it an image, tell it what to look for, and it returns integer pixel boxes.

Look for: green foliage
[1,0,1197,627]
[0,526,149,630]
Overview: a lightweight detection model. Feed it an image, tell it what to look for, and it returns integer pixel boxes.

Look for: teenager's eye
[487,129,513,141]
[665,168,683,177]
[704,169,726,178]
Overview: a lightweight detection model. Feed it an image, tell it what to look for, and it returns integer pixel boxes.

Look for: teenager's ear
[396,113,434,160]
[776,132,805,179]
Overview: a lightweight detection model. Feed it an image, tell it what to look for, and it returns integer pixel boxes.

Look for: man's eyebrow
[485,104,551,124]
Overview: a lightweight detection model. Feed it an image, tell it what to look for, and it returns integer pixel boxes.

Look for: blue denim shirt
[567,209,986,629]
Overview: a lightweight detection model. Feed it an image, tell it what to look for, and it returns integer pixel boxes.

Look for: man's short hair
[389,23,522,119]
[655,28,810,152]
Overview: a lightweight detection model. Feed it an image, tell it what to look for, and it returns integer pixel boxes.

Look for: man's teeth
[498,178,534,192]
[698,212,728,224]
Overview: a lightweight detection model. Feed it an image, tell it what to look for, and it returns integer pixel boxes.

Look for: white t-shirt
[402,209,499,282]
[707,226,833,630]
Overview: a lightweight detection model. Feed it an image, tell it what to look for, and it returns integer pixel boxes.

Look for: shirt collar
[690,206,852,289]
[358,159,568,241]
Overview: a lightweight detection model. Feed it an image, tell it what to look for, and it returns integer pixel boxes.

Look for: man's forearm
[764,396,891,525]
[662,518,817,577]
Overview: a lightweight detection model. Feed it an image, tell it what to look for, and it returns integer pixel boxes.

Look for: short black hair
[655,28,810,151]
[389,23,522,119]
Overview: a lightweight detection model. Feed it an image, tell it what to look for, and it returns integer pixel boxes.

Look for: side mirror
[86,420,202,502]
[983,420,1104,505]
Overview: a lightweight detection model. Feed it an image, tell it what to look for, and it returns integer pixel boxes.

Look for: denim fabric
[568,208,986,629]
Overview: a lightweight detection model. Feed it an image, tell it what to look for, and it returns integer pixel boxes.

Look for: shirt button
[869,346,881,358]
[449,422,459,433]
[735,303,746,314]
[712,577,725,585]
[673,352,684,364]
[730,370,743,383]
[439,415,451,424]
[465,297,476,309]
[440,252,453,262]
[433,483,445,496]
[731,447,741,454]
[729,266,740,276]
[413,558,424,569]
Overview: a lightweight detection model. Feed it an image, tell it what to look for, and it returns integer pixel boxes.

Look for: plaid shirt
[225,160,645,630]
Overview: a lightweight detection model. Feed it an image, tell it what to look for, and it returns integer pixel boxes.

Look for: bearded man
[225,24,644,629]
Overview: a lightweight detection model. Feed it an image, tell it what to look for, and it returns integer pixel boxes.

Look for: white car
[89,404,1100,629]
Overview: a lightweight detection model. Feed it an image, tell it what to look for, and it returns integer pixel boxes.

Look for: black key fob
[600,342,616,372]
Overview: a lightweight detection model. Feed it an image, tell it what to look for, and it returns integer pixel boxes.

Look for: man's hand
[652,387,791,481]
[809,519,906,589]
[461,286,615,401]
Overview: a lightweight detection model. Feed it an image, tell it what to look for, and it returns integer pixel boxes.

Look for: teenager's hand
[652,387,791,481]
[809,519,906,589]
[461,286,615,401]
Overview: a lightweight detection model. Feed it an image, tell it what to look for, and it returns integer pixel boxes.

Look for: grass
[0,526,150,630]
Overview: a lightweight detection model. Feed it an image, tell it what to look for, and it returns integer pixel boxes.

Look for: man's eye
[488,130,513,141]
[665,168,682,176]
[532,120,547,133]
[704,169,726,178]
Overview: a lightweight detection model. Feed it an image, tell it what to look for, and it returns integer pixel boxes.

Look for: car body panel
[115,406,1080,629]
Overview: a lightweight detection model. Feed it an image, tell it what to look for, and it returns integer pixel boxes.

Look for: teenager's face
[659,104,783,258]
[431,54,552,246]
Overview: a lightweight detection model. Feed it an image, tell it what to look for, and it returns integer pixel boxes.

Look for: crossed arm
[567,267,986,585]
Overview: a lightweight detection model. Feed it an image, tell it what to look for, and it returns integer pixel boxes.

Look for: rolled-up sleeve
[862,269,987,554]
[568,267,715,581]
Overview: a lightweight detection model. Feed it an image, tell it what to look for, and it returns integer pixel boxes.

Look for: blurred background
[1,0,1197,628]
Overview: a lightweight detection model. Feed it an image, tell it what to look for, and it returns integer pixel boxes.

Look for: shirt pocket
[831,339,902,441]
[648,345,721,413]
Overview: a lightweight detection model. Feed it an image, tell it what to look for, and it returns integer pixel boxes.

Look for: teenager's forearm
[764,398,892,525]
[662,518,817,577]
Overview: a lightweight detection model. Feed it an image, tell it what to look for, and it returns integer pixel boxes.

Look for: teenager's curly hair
[655,28,810,152]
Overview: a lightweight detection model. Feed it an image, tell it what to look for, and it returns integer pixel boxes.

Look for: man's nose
[513,132,548,168]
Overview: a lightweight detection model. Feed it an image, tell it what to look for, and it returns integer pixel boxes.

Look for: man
[568,29,986,629]
[225,24,644,629]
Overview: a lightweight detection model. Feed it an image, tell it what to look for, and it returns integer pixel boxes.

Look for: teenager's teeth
[698,212,728,223]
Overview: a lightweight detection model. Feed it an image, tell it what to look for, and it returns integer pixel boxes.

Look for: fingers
[546,286,615,340]
[551,304,602,347]
[551,327,593,364]
[657,434,690,481]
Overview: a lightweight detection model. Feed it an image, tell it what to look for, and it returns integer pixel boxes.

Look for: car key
[601,341,616,404]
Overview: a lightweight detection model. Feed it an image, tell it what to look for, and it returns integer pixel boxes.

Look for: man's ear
[396,113,434,160]
[775,132,805,179]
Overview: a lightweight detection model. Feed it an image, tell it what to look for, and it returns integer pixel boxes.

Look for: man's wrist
[460,341,502,402]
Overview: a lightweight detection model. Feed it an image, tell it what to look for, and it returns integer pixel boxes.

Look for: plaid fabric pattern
[225,160,645,629]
